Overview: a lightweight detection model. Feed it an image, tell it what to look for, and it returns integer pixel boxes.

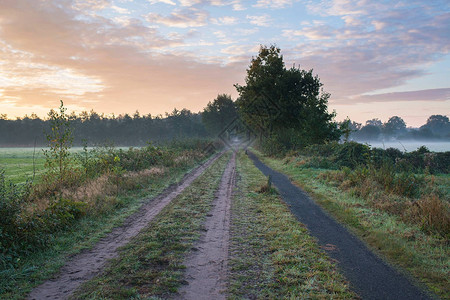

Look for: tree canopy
[202,94,237,135]
[234,45,339,150]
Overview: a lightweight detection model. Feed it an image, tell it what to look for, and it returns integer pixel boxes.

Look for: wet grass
[228,151,356,299]
[0,148,46,184]
[0,158,203,300]
[73,153,230,299]
[255,150,449,298]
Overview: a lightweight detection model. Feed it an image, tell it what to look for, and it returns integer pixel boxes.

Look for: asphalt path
[248,151,435,300]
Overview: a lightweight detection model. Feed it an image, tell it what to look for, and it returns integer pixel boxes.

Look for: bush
[41,198,87,231]
[334,142,371,168]
[0,171,37,268]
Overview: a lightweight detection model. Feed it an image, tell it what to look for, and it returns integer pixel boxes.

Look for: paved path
[248,151,434,300]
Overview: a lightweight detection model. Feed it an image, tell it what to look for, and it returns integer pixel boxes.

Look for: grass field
[0,148,46,184]
[0,147,136,184]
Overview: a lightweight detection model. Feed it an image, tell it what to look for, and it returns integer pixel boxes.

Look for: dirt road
[28,152,223,300]
[176,152,236,300]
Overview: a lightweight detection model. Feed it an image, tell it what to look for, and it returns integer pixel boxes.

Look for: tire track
[176,152,236,300]
[28,152,224,300]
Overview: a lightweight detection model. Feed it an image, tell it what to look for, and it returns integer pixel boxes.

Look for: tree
[339,117,360,142]
[365,118,383,128]
[43,101,74,190]
[354,124,382,141]
[383,116,406,137]
[421,115,450,138]
[235,45,339,148]
[202,94,237,135]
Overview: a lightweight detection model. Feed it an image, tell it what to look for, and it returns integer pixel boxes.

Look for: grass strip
[228,151,355,299]
[0,160,202,300]
[255,150,449,298]
[72,153,230,299]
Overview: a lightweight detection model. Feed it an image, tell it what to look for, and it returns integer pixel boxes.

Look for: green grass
[0,156,203,300]
[73,153,230,299]
[0,148,46,184]
[254,149,449,298]
[0,147,137,184]
[228,152,355,299]
[73,151,355,299]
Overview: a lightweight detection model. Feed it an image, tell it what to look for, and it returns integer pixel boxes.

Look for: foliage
[383,116,406,136]
[291,142,449,236]
[334,141,371,168]
[298,142,449,174]
[0,108,208,147]
[420,115,450,138]
[348,114,449,141]
[339,117,355,142]
[42,101,78,191]
[235,45,339,153]
[202,94,237,135]
[0,171,30,268]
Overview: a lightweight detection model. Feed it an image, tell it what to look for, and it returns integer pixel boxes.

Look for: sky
[0,0,449,127]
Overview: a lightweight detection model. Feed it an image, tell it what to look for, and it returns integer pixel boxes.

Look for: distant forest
[0,108,449,147]
[0,109,206,147]
[347,115,450,142]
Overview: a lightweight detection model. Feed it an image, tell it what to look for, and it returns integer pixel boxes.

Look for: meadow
[0,148,46,184]
[0,147,139,184]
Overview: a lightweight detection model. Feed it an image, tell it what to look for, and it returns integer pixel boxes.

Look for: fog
[358,140,450,152]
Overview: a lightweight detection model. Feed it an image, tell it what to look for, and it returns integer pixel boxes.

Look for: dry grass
[409,194,450,235]
[321,169,449,237]
[25,166,167,218]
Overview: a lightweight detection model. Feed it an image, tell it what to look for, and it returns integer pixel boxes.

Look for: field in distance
[0,147,135,184]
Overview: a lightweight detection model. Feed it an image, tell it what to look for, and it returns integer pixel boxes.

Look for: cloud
[254,0,294,9]
[148,0,176,5]
[111,5,131,14]
[0,0,243,116]
[145,8,209,28]
[283,1,450,106]
[211,16,238,25]
[246,14,272,26]
[356,88,450,103]
[283,25,335,40]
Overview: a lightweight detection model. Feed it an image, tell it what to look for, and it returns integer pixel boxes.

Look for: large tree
[202,94,237,135]
[234,45,339,147]
[420,115,450,138]
[383,116,407,137]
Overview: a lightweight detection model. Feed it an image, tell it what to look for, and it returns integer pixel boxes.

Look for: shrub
[0,171,27,268]
[334,142,370,168]
[41,198,87,230]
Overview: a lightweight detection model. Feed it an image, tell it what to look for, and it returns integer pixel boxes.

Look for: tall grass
[285,141,450,237]
[0,140,219,270]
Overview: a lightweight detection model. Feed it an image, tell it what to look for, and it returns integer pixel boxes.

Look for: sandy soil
[27,152,223,300]
[176,152,236,300]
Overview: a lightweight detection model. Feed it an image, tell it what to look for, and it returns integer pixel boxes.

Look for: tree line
[0,109,206,147]
[344,115,450,142]
[1,45,448,148]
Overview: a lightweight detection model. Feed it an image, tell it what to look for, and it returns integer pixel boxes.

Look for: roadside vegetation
[228,151,356,299]
[0,102,220,298]
[254,142,449,298]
